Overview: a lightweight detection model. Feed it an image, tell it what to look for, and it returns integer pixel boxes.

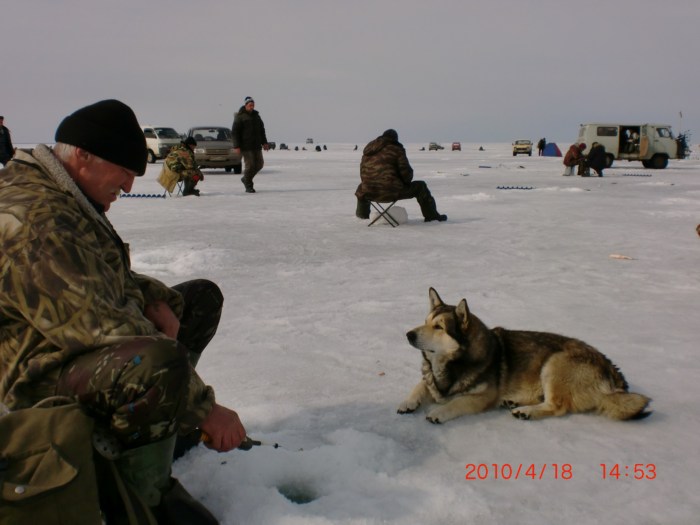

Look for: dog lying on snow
[398,288,651,424]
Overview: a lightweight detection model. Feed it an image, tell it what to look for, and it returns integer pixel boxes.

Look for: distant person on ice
[158,136,204,196]
[537,138,546,156]
[355,129,447,222]
[232,96,269,193]
[0,115,14,166]
[563,143,586,176]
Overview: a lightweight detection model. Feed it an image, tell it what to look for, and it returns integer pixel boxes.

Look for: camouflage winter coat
[165,143,201,181]
[356,136,413,201]
[0,146,212,415]
[231,106,268,151]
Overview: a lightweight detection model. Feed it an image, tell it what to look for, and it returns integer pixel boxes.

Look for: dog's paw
[511,408,531,420]
[501,399,519,409]
[397,400,420,414]
[426,415,443,425]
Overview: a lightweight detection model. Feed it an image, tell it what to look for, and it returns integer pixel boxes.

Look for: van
[577,123,684,169]
[141,126,183,163]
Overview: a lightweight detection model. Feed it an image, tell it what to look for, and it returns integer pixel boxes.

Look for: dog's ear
[455,299,470,331]
[428,288,444,310]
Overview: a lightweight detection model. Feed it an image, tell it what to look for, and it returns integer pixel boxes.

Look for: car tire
[147,150,157,164]
[650,154,668,169]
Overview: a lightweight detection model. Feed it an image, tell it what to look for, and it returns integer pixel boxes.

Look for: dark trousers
[356,181,440,220]
[242,149,264,185]
[56,279,223,448]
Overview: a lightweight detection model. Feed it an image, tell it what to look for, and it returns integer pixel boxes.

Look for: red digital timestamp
[465,463,574,480]
[600,463,656,480]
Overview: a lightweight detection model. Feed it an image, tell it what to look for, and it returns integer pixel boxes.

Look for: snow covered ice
[106,142,700,524]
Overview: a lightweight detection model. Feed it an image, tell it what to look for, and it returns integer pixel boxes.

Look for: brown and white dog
[398,288,651,424]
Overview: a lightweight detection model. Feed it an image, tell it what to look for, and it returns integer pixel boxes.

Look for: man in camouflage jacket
[0,100,245,524]
[160,137,204,196]
[355,129,447,222]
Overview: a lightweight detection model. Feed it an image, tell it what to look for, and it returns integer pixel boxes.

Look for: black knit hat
[382,129,399,142]
[55,99,148,175]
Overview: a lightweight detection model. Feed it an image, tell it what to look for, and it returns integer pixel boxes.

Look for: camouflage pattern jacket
[0,146,213,417]
[165,143,201,181]
[232,106,268,151]
[356,135,414,201]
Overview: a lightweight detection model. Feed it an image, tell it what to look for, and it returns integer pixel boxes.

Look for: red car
[451,142,461,151]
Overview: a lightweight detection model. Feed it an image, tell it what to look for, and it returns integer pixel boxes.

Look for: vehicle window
[597,127,617,137]
[190,128,231,141]
[155,128,180,139]
[143,130,157,139]
[656,127,671,138]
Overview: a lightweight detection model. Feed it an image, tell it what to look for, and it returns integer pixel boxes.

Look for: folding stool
[368,200,399,227]
[165,180,184,197]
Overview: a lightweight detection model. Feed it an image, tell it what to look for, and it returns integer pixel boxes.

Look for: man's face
[74,152,137,211]
[245,101,255,112]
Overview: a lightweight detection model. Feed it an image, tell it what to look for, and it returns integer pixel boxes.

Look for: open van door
[639,125,650,157]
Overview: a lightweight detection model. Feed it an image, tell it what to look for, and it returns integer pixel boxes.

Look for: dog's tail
[598,392,652,420]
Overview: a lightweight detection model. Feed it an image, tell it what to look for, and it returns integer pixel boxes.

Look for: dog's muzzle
[406,331,417,345]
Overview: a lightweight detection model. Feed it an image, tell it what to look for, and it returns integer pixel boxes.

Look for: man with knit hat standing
[0,99,246,524]
[232,96,269,193]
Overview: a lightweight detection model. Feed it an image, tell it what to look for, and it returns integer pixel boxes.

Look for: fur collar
[31,144,110,229]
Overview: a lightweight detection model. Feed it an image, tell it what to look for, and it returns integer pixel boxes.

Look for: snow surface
[107,143,699,524]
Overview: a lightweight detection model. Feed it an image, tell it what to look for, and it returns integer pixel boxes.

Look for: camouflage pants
[355,180,441,220]
[242,149,264,184]
[55,279,223,448]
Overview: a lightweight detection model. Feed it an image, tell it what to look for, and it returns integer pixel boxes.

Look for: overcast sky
[4,0,699,145]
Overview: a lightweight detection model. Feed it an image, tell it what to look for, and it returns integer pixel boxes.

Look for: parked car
[267,141,276,150]
[141,126,182,163]
[279,143,289,150]
[306,138,314,144]
[512,140,533,156]
[428,142,444,151]
[451,142,461,151]
[186,126,242,173]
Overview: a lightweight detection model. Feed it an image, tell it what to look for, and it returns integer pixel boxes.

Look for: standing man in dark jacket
[232,96,269,193]
[0,116,14,166]
[355,129,446,222]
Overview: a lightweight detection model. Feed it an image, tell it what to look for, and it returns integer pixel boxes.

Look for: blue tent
[542,143,562,157]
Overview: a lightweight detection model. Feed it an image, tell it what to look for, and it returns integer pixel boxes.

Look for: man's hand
[144,300,180,339]
[263,143,270,151]
[199,403,247,452]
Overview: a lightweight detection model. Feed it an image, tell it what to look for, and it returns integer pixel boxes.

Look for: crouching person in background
[0,100,246,524]
[159,136,204,196]
[562,143,586,176]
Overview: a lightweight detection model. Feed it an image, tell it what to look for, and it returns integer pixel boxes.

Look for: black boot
[355,197,370,219]
[183,179,200,196]
[241,176,255,193]
[155,478,219,525]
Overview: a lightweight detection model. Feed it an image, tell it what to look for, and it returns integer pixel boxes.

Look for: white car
[141,126,182,163]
